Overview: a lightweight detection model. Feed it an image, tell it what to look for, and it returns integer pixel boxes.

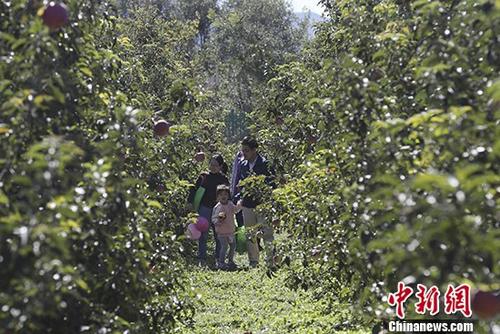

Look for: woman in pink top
[211,185,242,270]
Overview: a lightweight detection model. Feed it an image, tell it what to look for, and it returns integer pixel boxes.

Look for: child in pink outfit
[211,185,242,270]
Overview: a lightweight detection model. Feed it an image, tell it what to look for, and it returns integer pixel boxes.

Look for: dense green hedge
[254,0,499,325]
[0,1,225,332]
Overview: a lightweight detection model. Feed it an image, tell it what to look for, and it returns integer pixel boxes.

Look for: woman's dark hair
[241,136,258,149]
[212,154,228,175]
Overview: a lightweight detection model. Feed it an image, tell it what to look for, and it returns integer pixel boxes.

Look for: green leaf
[412,173,454,192]
[80,67,93,78]
[34,94,55,107]
[76,278,90,292]
[49,84,65,104]
[146,200,162,209]
[0,190,9,206]
[406,109,444,127]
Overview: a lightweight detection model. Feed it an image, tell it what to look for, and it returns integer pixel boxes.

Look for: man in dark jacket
[234,136,275,268]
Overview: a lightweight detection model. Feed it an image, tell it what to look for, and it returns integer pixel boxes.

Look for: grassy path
[177,254,368,334]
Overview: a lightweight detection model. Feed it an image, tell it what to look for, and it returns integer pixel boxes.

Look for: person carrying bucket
[234,136,276,268]
[188,154,229,267]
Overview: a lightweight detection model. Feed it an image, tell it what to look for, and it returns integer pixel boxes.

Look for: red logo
[388,282,472,319]
[444,284,472,317]
[388,282,414,319]
[415,284,441,316]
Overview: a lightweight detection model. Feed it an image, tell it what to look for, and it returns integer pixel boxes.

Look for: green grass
[176,254,368,334]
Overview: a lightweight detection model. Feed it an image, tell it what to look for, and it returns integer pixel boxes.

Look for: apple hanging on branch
[156,183,166,193]
[471,290,500,319]
[42,2,69,30]
[153,120,170,137]
[307,134,317,145]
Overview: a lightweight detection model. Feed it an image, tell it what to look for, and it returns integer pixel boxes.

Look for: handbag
[193,174,207,212]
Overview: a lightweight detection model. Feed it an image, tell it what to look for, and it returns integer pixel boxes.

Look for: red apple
[307,135,317,145]
[472,290,500,319]
[194,151,205,162]
[42,2,69,30]
[153,120,170,137]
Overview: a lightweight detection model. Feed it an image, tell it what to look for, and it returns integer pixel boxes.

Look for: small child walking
[211,185,242,270]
